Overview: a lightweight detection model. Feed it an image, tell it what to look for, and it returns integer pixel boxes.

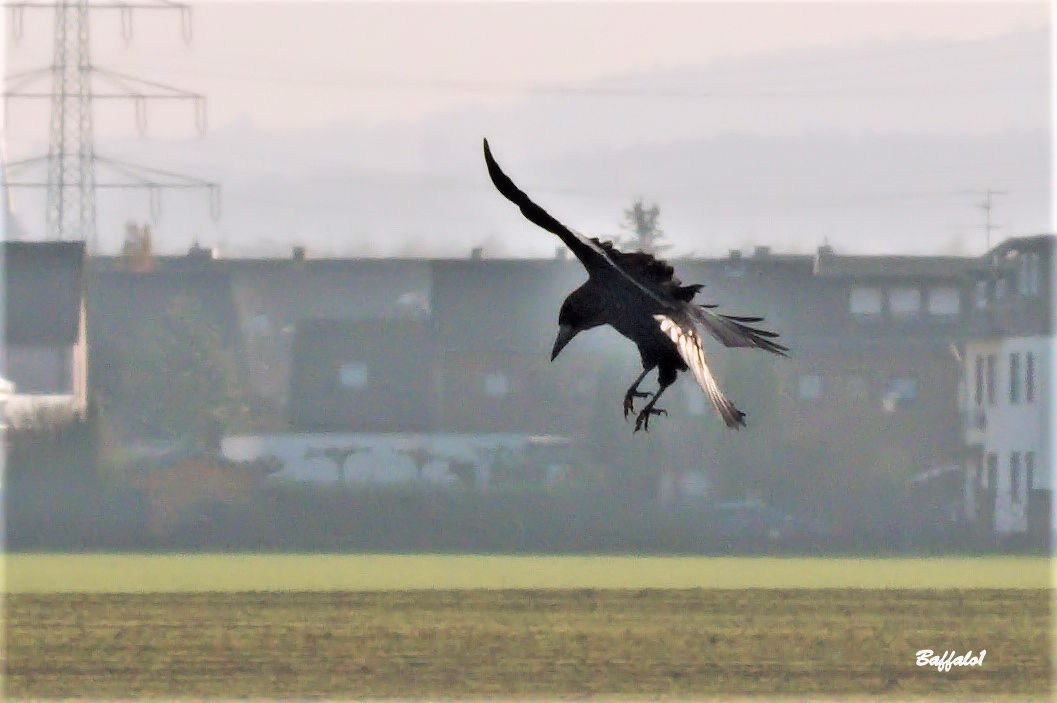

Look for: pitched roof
[813,253,976,279]
[2,241,85,345]
[88,267,242,347]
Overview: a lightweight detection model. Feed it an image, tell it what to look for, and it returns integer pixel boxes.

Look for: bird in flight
[483,139,788,432]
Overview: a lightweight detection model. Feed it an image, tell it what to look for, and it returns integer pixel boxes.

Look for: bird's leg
[634,379,673,433]
[623,366,654,418]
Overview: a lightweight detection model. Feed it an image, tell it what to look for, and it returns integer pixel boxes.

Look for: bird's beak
[551,324,576,361]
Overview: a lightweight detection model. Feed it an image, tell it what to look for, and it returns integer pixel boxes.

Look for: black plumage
[483,139,787,431]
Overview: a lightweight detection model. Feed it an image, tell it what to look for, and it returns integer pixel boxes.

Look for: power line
[2,0,218,251]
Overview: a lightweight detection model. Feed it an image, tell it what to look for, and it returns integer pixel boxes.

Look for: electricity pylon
[3,0,219,251]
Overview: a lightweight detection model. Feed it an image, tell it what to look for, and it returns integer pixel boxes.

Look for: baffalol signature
[916,649,986,672]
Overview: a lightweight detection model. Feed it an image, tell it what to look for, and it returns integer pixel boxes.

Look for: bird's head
[552,288,603,361]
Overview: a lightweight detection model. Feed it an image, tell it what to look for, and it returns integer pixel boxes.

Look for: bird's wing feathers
[483,139,677,308]
[484,137,788,361]
[483,138,600,267]
[693,305,789,356]
[597,244,677,289]
[655,313,746,428]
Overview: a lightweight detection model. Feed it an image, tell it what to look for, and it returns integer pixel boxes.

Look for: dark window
[973,355,983,406]
[1026,352,1035,402]
[1009,353,1021,404]
[1011,452,1022,503]
[986,453,997,491]
[1026,452,1035,492]
[986,354,996,405]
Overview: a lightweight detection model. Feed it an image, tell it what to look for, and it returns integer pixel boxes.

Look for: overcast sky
[2,1,1052,256]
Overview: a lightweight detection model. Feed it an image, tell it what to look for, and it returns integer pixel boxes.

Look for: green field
[6,589,1051,699]
[5,555,1053,699]
[3,553,1053,592]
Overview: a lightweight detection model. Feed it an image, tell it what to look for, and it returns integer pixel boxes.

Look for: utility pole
[3,0,219,251]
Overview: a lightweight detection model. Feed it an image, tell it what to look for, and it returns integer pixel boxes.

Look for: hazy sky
[5,1,1048,134]
[2,1,1052,256]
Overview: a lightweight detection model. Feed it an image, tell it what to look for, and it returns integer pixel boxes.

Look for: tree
[618,199,671,255]
[92,294,253,447]
[121,221,154,272]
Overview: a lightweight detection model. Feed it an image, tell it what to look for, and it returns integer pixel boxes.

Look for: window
[339,361,368,389]
[887,287,921,317]
[247,313,272,337]
[995,277,1008,300]
[1009,353,1021,404]
[883,376,917,413]
[1028,254,1041,294]
[1019,253,1041,295]
[484,372,510,398]
[797,374,822,400]
[986,454,997,491]
[724,263,746,278]
[888,377,918,400]
[1026,352,1035,402]
[1010,452,1022,503]
[973,355,983,406]
[849,287,882,316]
[986,354,996,405]
[926,287,960,316]
[4,346,67,393]
[1026,452,1035,492]
[973,280,988,309]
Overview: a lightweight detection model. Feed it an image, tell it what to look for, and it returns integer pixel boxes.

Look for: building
[224,252,432,406]
[799,247,973,472]
[1,241,88,422]
[961,234,1054,542]
[83,236,1053,544]
[288,318,437,432]
[430,257,592,435]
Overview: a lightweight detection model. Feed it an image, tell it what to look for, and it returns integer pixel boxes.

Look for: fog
[3,3,1050,256]
[6,235,1052,553]
[2,2,1052,555]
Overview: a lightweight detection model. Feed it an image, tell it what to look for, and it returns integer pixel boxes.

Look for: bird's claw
[622,391,650,418]
[633,407,668,432]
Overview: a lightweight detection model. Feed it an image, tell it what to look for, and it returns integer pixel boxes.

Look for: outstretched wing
[484,138,791,359]
[483,139,677,308]
[483,138,602,268]
[655,312,746,428]
[695,306,789,356]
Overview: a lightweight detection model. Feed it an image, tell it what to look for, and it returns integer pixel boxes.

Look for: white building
[962,235,1054,542]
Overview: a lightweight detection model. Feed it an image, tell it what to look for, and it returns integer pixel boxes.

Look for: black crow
[483,138,788,431]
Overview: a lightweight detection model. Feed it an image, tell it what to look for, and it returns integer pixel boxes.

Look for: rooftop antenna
[960,189,1006,253]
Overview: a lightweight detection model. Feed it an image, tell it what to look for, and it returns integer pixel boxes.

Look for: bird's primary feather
[655,313,746,428]
[484,138,677,308]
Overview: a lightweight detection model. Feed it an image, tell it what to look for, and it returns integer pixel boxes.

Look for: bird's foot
[633,406,668,433]
[622,390,650,418]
